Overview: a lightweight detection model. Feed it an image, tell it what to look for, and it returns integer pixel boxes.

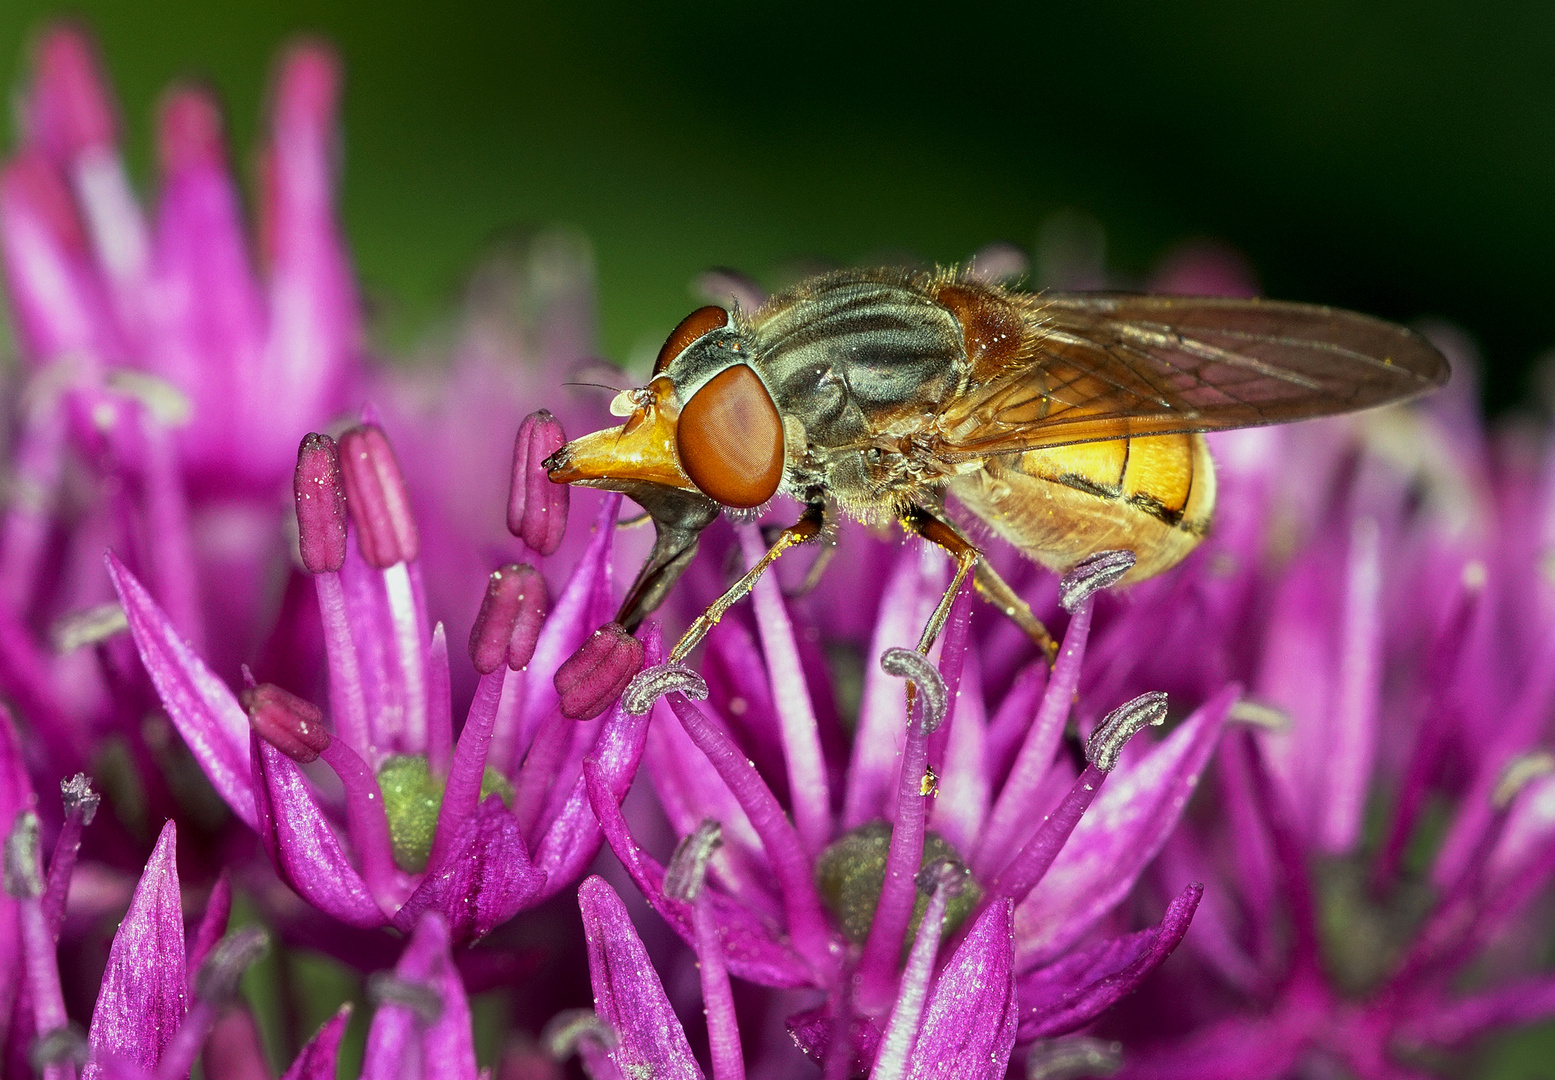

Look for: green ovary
[376,754,515,873]
[815,821,982,948]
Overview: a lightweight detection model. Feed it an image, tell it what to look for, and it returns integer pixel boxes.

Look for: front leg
[669,493,828,663]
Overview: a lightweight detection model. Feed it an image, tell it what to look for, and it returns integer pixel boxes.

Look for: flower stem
[314,570,371,755]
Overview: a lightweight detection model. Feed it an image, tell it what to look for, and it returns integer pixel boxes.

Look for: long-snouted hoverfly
[544,267,1449,662]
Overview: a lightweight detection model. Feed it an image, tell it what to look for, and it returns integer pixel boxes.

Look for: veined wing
[933,293,1450,458]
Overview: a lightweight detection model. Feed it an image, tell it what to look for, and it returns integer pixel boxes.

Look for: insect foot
[1059,549,1137,613]
[622,661,708,716]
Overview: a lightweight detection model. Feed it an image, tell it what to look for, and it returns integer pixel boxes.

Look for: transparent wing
[934,293,1450,457]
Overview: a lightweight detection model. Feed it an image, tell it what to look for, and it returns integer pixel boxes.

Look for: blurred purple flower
[1080,368,1555,1076]
[0,21,363,799]
[0,729,477,1080]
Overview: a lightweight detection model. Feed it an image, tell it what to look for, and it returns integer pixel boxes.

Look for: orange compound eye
[654,305,729,374]
[676,365,785,508]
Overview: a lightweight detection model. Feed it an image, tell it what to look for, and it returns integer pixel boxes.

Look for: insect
[544,267,1449,662]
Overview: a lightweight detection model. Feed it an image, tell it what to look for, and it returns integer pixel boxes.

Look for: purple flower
[572,869,1021,1080]
[107,424,650,943]
[0,723,478,1080]
[571,518,1231,1075]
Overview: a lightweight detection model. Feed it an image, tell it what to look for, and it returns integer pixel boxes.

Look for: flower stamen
[241,682,331,763]
[988,692,1169,904]
[338,423,419,568]
[7,810,76,1080]
[509,410,569,555]
[1059,549,1136,613]
[623,662,708,716]
[665,821,746,1080]
[541,1009,617,1060]
[1493,751,1555,809]
[1024,1037,1124,1079]
[1086,691,1170,772]
[880,647,947,734]
[367,972,444,1024]
[294,432,371,753]
[555,622,644,720]
[468,563,547,675]
[294,432,347,573]
[665,819,722,902]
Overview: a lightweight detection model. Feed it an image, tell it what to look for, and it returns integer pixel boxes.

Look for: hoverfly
[544,268,1449,661]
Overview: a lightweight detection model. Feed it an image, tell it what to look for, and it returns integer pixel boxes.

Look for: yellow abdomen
[947,433,1216,583]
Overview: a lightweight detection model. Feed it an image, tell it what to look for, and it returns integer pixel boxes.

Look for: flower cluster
[2,19,1554,1080]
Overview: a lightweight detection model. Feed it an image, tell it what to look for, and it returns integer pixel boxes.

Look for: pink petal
[515,494,621,749]
[106,553,256,828]
[26,24,117,161]
[902,900,1018,1080]
[738,526,831,855]
[530,675,650,900]
[335,530,404,754]
[1015,685,1235,968]
[1398,974,1555,1048]
[930,644,988,856]
[279,1005,351,1080]
[1316,516,1382,853]
[844,547,943,828]
[250,736,386,928]
[184,874,232,993]
[525,619,654,902]
[149,86,266,476]
[577,876,705,1080]
[83,822,187,1080]
[257,42,360,467]
[361,914,476,1080]
[394,796,545,944]
[203,1008,276,1080]
[0,152,123,365]
[1017,882,1203,1039]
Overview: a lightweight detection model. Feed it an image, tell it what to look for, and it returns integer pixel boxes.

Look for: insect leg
[899,505,981,655]
[757,521,837,597]
[668,497,827,663]
[972,560,1058,662]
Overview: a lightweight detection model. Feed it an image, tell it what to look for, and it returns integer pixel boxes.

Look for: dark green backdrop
[4,2,1553,409]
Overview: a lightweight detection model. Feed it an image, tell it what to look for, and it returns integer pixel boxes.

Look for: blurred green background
[4,1,1554,410]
